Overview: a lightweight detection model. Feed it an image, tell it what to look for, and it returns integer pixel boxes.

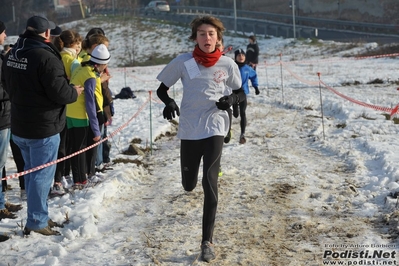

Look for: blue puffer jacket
[237,62,259,95]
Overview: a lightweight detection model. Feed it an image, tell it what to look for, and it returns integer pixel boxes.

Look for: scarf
[192,45,222,68]
[235,61,246,68]
[62,47,77,58]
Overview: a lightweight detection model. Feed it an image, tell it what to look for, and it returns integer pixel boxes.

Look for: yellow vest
[77,50,90,63]
[67,65,103,128]
[76,51,104,111]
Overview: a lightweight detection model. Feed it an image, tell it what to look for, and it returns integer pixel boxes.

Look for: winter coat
[101,79,114,122]
[60,48,79,80]
[246,42,259,65]
[0,51,11,131]
[67,64,102,138]
[237,63,259,95]
[1,31,78,139]
[74,50,104,112]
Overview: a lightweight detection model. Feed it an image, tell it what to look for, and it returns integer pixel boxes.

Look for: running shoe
[239,134,246,144]
[50,183,65,196]
[201,241,216,262]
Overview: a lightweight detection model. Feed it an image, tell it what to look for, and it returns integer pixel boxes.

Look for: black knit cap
[234,48,245,58]
[0,21,5,34]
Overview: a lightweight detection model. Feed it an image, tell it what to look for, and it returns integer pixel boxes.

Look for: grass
[356,44,399,58]
[382,113,399,124]
[308,38,323,46]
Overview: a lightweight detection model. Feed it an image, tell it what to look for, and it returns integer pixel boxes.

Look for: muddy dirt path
[136,99,384,265]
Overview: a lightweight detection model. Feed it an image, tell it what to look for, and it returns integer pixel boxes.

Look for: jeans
[13,134,60,229]
[0,128,10,210]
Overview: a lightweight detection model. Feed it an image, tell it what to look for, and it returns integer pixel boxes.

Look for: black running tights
[239,97,248,135]
[180,136,224,243]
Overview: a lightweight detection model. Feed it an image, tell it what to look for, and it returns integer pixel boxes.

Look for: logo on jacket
[6,54,28,70]
[213,70,227,84]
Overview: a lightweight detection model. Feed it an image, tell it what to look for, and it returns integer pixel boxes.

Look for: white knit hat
[90,44,111,65]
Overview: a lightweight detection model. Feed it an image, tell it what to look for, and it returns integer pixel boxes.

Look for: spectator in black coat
[1,15,83,236]
[245,35,259,71]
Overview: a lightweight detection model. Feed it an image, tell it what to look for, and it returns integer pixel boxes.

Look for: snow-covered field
[1,16,398,265]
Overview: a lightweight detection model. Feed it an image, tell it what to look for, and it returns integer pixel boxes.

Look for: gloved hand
[163,100,180,120]
[254,87,260,95]
[233,103,239,118]
[215,94,239,110]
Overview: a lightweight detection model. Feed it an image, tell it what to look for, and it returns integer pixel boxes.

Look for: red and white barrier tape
[2,95,157,181]
[320,80,395,114]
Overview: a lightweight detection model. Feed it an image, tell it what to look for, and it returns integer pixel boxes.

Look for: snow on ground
[0,16,398,265]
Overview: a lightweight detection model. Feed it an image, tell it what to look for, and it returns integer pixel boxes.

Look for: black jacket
[1,31,78,139]
[246,42,259,65]
[0,52,11,131]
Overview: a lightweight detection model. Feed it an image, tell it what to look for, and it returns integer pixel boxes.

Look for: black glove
[254,87,260,95]
[215,94,239,110]
[163,100,180,120]
[233,103,239,118]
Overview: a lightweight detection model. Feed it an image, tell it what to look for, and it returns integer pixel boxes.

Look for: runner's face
[196,24,218,54]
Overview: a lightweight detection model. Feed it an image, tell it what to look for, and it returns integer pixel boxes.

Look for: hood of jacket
[11,30,61,61]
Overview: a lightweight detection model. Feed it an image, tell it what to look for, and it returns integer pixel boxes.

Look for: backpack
[114,87,136,99]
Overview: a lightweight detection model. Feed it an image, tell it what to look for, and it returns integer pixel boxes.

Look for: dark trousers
[1,168,5,192]
[226,107,232,135]
[102,125,111,164]
[180,136,224,243]
[2,140,25,191]
[9,139,25,189]
[68,127,88,184]
[54,125,68,183]
[238,98,248,135]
